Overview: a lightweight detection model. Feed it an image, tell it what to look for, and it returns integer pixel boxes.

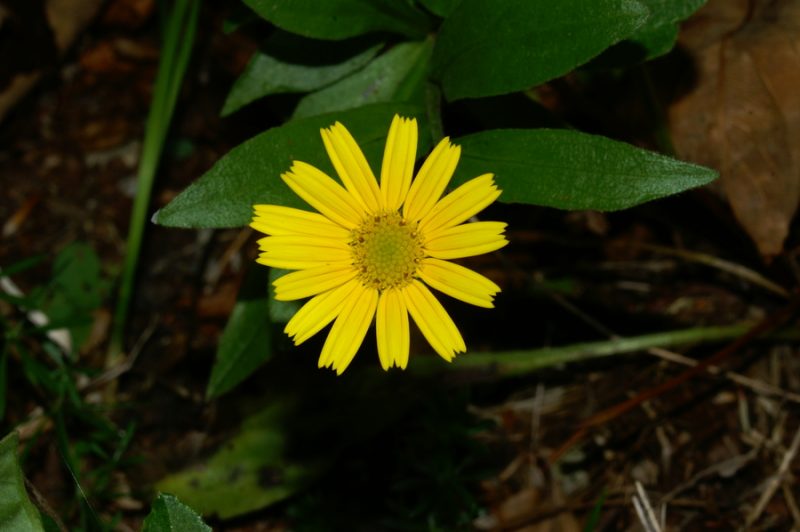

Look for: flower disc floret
[351,211,424,291]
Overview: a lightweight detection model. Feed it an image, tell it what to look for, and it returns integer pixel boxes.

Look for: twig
[204,227,252,289]
[633,242,790,299]
[782,482,800,528]
[660,446,759,504]
[632,481,663,532]
[646,346,800,404]
[25,478,68,532]
[549,297,800,463]
[82,315,158,390]
[745,425,800,527]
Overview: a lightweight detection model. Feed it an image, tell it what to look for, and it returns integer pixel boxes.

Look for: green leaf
[0,432,44,532]
[292,40,433,119]
[153,102,431,228]
[206,268,272,399]
[451,129,718,211]
[222,3,259,35]
[142,493,211,532]
[222,33,383,116]
[156,404,320,519]
[638,0,705,28]
[432,0,649,101]
[627,22,680,60]
[592,0,705,66]
[242,0,432,40]
[159,367,422,519]
[43,242,107,351]
[628,0,706,58]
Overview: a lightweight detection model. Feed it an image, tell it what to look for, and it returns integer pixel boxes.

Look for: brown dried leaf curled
[670,0,800,257]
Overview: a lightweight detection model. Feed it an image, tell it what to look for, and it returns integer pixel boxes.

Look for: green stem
[107,0,200,366]
[414,323,797,377]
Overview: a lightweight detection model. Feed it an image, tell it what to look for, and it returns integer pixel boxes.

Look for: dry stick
[632,242,790,299]
[204,227,253,289]
[632,481,663,532]
[647,346,800,404]
[549,296,800,463]
[24,477,68,532]
[781,482,800,528]
[745,425,800,527]
[660,446,759,505]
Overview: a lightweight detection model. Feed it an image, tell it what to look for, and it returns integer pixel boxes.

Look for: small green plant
[1,244,134,529]
[151,0,719,523]
[0,433,210,532]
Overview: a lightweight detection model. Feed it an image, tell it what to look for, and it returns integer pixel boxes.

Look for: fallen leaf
[669,0,800,257]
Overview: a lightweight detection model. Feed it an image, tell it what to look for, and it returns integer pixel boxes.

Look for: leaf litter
[669,0,800,257]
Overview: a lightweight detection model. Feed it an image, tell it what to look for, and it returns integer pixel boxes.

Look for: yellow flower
[251,115,508,374]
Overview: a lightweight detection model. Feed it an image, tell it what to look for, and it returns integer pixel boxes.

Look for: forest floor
[2,0,800,530]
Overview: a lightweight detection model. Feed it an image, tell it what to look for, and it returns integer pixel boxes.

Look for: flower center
[350,211,424,291]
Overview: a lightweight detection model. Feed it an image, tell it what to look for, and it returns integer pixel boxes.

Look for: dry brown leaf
[669,0,800,257]
[474,487,581,532]
[0,0,104,121]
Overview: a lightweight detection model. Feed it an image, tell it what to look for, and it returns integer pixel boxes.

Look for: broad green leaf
[292,40,433,119]
[451,129,718,211]
[592,0,706,66]
[627,0,706,59]
[432,0,649,101]
[222,33,383,116]
[156,404,320,519]
[628,23,680,60]
[206,268,271,399]
[222,3,260,35]
[153,103,431,228]
[242,0,432,40]
[638,0,705,27]
[159,368,421,519]
[0,432,44,532]
[142,494,211,532]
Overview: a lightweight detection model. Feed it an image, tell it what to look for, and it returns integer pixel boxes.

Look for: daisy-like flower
[251,115,508,374]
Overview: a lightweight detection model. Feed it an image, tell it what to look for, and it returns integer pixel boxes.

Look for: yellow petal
[424,221,508,259]
[251,205,350,239]
[376,289,410,370]
[418,258,500,308]
[256,235,352,269]
[403,137,460,222]
[401,280,465,362]
[256,255,325,270]
[257,234,349,254]
[380,115,418,211]
[418,174,501,235]
[272,264,355,301]
[282,161,364,228]
[285,279,359,345]
[321,122,381,213]
[318,284,378,375]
